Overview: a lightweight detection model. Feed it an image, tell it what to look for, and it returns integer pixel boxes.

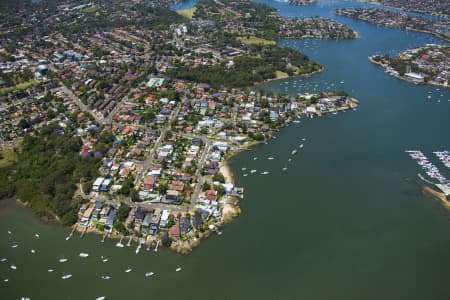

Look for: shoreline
[422,185,450,211]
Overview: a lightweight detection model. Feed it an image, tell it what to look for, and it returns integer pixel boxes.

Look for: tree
[203,182,211,191]
[213,172,225,183]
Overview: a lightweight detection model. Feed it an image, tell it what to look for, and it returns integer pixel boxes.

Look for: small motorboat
[145,272,154,277]
[101,275,111,280]
[48,269,54,272]
[11,244,18,248]
[125,268,132,273]
[35,233,40,238]
[61,274,72,280]
[79,253,89,258]
[175,267,182,272]
[10,265,17,270]
[59,257,68,263]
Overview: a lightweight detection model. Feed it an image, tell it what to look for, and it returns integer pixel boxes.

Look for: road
[57,84,104,124]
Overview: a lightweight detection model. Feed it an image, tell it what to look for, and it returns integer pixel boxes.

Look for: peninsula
[369,44,449,88]
[335,8,450,41]
[0,0,359,254]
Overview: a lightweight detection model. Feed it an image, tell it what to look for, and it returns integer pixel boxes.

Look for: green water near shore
[1,1,450,299]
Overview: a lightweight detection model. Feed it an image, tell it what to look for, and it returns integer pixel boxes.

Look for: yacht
[250,169,257,173]
[79,253,89,258]
[35,233,40,238]
[291,149,298,155]
[267,157,275,160]
[4,279,8,282]
[260,171,269,175]
[48,269,54,272]
[10,265,17,270]
[59,257,68,263]
[125,268,132,273]
[102,258,109,263]
[175,267,182,272]
[145,272,154,277]
[61,274,72,280]
[96,297,106,300]
[11,244,18,248]
[101,275,111,280]
[1,258,7,262]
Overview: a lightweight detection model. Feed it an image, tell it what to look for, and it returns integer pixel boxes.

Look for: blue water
[171,0,199,10]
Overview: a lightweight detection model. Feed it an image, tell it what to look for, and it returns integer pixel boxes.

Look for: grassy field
[82,7,99,13]
[0,139,20,168]
[237,36,276,45]
[0,80,39,95]
[176,7,197,19]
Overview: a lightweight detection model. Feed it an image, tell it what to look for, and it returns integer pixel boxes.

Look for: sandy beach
[220,161,235,185]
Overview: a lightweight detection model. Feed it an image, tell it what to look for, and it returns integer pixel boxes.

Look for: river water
[1,1,450,299]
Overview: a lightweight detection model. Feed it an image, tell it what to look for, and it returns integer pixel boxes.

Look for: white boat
[79,253,89,258]
[250,169,257,173]
[175,267,182,272]
[3,279,8,282]
[253,157,258,160]
[11,244,18,248]
[243,174,248,177]
[65,236,70,241]
[7,231,11,235]
[10,265,17,270]
[96,297,106,300]
[125,268,132,273]
[30,249,36,254]
[282,167,288,171]
[288,158,292,162]
[299,144,304,148]
[35,233,40,238]
[116,240,124,248]
[102,258,109,263]
[101,275,111,280]
[241,167,247,171]
[291,149,298,155]
[61,274,72,280]
[59,257,68,263]
[302,138,306,141]
[145,272,154,277]
[260,171,269,175]
[1,258,7,262]
[267,157,275,160]
[48,269,54,272]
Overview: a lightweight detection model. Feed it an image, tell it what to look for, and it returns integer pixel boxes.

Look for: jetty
[127,235,133,247]
[80,226,87,238]
[101,232,108,243]
[66,225,77,241]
